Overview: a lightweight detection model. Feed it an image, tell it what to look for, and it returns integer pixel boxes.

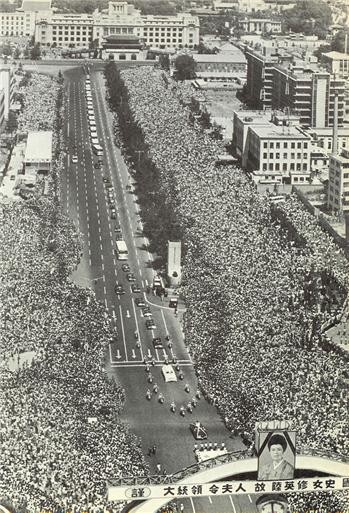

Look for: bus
[92,143,103,156]
[115,240,128,260]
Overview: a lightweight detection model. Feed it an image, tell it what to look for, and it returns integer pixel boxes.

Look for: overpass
[113,449,349,513]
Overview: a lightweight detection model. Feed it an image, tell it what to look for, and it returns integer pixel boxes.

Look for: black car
[103,176,109,183]
[110,211,117,220]
[115,284,125,295]
[145,319,156,330]
[127,273,136,282]
[142,307,152,317]
[135,297,146,307]
[190,422,208,440]
[121,263,130,272]
[152,337,163,349]
[131,283,141,293]
[94,163,102,169]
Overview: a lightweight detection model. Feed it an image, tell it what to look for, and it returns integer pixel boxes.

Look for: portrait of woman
[258,433,295,480]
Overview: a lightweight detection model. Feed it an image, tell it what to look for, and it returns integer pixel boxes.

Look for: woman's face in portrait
[269,443,284,462]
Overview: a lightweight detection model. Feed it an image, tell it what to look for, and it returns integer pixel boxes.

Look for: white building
[24,131,52,176]
[34,2,200,50]
[0,0,52,38]
[328,148,349,213]
[239,18,282,34]
[0,66,15,121]
[322,51,349,79]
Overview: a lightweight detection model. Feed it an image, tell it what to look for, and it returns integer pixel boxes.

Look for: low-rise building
[101,34,146,60]
[239,17,282,34]
[328,148,349,213]
[192,48,247,77]
[24,131,52,176]
[306,126,349,154]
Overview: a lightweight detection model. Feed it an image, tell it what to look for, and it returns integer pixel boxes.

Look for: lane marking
[189,497,197,513]
[229,496,237,513]
[119,304,128,361]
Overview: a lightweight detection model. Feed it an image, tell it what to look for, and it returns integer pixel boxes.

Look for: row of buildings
[1,0,200,51]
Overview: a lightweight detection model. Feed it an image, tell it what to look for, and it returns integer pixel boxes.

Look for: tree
[332,29,349,53]
[159,53,170,71]
[30,43,41,60]
[283,0,332,37]
[13,47,20,59]
[174,54,196,80]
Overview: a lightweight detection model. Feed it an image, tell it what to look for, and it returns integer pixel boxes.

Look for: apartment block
[328,148,349,213]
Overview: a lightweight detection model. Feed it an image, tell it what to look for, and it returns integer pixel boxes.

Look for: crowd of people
[118,67,349,511]
[16,72,59,133]
[0,71,148,513]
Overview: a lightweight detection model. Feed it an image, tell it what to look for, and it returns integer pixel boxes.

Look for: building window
[275,163,280,171]
[283,153,287,159]
[263,153,267,159]
[291,153,295,159]
[297,142,302,148]
[119,54,126,60]
[270,142,274,148]
[269,153,274,159]
[291,142,295,149]
[131,54,137,60]
[283,142,287,148]
[283,163,287,171]
[276,153,280,159]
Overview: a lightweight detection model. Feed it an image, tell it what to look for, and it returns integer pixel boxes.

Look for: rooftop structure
[24,131,52,175]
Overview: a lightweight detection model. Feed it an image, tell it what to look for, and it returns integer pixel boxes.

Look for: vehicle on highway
[152,337,163,349]
[121,263,130,272]
[94,162,102,169]
[110,211,117,220]
[127,273,136,282]
[115,240,128,260]
[190,421,208,440]
[115,284,125,295]
[114,224,122,235]
[92,143,103,157]
[131,283,141,293]
[87,108,94,115]
[103,177,110,183]
[71,155,78,163]
[89,122,97,130]
[145,319,156,330]
[142,307,152,317]
[161,365,177,383]
[109,203,116,210]
[135,298,146,307]
[91,137,99,146]
[90,131,98,139]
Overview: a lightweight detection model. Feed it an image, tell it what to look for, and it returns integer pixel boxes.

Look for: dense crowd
[16,72,59,132]
[0,72,148,513]
[118,66,349,510]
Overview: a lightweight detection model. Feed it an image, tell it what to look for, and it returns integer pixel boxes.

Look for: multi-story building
[322,51,349,79]
[0,0,52,38]
[239,17,282,34]
[232,109,312,184]
[0,66,15,121]
[34,2,199,50]
[35,13,94,48]
[246,46,346,127]
[306,126,349,154]
[246,47,278,109]
[328,148,349,213]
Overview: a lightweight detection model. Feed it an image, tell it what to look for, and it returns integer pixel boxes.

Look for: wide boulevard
[59,64,257,513]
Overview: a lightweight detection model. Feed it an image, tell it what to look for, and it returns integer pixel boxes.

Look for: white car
[72,155,78,163]
[161,365,177,383]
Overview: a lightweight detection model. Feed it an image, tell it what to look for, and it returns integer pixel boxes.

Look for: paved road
[60,65,253,512]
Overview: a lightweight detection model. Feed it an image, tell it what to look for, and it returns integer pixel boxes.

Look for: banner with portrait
[257,430,296,481]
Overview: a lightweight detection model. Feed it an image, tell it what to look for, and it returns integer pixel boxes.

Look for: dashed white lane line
[189,497,197,513]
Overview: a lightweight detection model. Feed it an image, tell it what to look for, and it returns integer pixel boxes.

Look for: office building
[322,51,349,79]
[0,67,15,121]
[328,148,349,213]
[246,47,346,127]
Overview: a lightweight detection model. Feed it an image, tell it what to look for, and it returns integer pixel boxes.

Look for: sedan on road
[142,307,152,317]
[110,211,117,220]
[115,284,125,295]
[94,163,102,169]
[131,283,141,293]
[103,176,110,183]
[72,155,78,163]
[127,273,136,282]
[152,337,163,349]
[145,319,156,330]
[135,298,146,307]
[121,263,130,272]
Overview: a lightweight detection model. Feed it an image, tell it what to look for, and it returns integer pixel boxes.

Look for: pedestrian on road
[179,503,184,512]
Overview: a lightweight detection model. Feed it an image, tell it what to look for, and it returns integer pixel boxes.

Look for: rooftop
[24,131,53,162]
[19,0,51,11]
[323,51,349,61]
[193,52,246,64]
[250,124,310,139]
